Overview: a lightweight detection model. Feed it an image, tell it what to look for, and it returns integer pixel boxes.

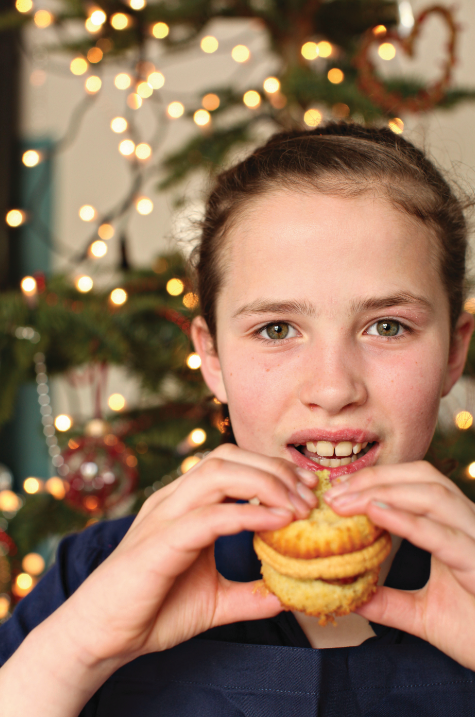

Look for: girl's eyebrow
[233,293,433,319]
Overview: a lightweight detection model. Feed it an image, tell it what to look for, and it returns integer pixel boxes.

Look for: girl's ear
[442,311,475,397]
[191,316,228,403]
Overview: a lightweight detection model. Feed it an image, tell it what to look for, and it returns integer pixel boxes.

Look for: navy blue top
[1,516,474,716]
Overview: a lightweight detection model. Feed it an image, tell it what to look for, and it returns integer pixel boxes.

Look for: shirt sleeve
[0,515,134,667]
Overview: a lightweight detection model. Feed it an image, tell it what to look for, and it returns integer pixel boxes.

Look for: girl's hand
[55,443,317,670]
[324,461,475,670]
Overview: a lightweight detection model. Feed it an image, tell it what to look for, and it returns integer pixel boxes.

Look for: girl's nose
[298,340,368,415]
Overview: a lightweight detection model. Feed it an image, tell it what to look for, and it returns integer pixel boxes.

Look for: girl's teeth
[352,443,362,454]
[303,440,374,467]
[335,441,352,457]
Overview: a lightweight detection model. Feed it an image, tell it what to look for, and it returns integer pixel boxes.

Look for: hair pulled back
[192,122,469,341]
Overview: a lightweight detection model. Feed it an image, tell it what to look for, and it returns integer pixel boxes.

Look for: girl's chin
[286,442,380,481]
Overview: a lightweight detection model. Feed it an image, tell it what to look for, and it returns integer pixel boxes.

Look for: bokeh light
[200,35,218,53]
[15,573,34,597]
[0,490,21,512]
[45,476,66,499]
[34,9,53,27]
[166,278,184,296]
[373,24,387,35]
[378,42,396,60]
[152,21,169,38]
[108,393,126,411]
[304,108,322,127]
[89,240,108,258]
[79,204,96,221]
[181,455,201,473]
[75,275,93,292]
[129,0,145,8]
[186,352,201,369]
[70,57,88,75]
[110,288,128,305]
[167,101,184,118]
[111,116,127,133]
[98,223,114,240]
[127,93,142,110]
[135,197,153,215]
[0,595,10,619]
[464,297,475,314]
[90,9,106,25]
[6,209,26,227]
[20,276,37,294]
[15,0,33,13]
[263,77,280,93]
[119,139,135,156]
[87,47,103,63]
[317,41,332,57]
[202,93,220,111]
[183,292,199,309]
[22,150,41,167]
[301,42,318,60]
[327,68,344,84]
[85,17,101,33]
[243,90,261,108]
[231,45,250,62]
[24,477,42,494]
[455,411,473,430]
[388,117,404,134]
[54,414,72,431]
[135,143,152,160]
[194,109,211,126]
[85,76,102,94]
[110,12,130,29]
[148,71,165,89]
[468,462,475,479]
[137,81,153,98]
[22,553,45,575]
[114,73,132,90]
[190,428,206,446]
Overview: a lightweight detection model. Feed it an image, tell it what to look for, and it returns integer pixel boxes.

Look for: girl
[1,122,475,716]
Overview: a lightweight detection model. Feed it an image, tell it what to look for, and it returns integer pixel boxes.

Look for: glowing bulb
[24,477,42,494]
[152,21,169,38]
[455,411,473,429]
[186,352,201,369]
[200,35,218,53]
[0,596,10,619]
[108,393,126,411]
[16,573,33,590]
[147,71,164,89]
[190,428,206,446]
[110,12,130,29]
[317,41,332,57]
[119,139,135,156]
[22,150,41,167]
[85,17,101,32]
[111,117,127,133]
[15,0,33,13]
[183,292,199,309]
[45,476,66,499]
[22,553,45,575]
[114,73,131,90]
[166,278,184,296]
[388,117,404,134]
[54,414,72,431]
[167,101,184,118]
[232,44,250,62]
[75,275,93,292]
[87,47,103,63]
[202,93,219,111]
[181,455,200,473]
[79,204,96,221]
[70,57,88,75]
[135,143,152,160]
[373,24,387,35]
[129,0,145,8]
[136,197,153,215]
[263,77,280,93]
[6,209,26,227]
[304,108,322,127]
[98,223,114,239]
[85,76,102,94]
[301,42,318,60]
[468,462,475,478]
[464,298,475,314]
[90,9,106,26]
[34,9,53,27]
[193,109,211,126]
[127,93,142,110]
[243,90,261,108]
[137,81,153,98]
[89,240,108,258]
[327,68,344,84]
[378,42,396,60]
[0,490,21,511]
[20,276,37,294]
[110,288,128,305]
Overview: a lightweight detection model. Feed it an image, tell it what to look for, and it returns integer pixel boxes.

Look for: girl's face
[193,190,473,479]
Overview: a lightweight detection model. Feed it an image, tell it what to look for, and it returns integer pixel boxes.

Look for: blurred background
[1,0,475,615]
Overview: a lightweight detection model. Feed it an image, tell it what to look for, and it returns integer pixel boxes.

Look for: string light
[263,77,280,93]
[166,278,184,296]
[111,117,127,133]
[108,393,126,411]
[89,240,108,258]
[455,411,473,430]
[79,205,96,221]
[14,573,34,597]
[304,108,322,127]
[87,47,103,63]
[135,143,152,160]
[243,90,261,108]
[152,21,169,38]
[85,76,102,94]
[33,352,68,474]
[22,553,45,575]
[464,298,475,314]
[127,94,142,109]
[23,477,42,494]
[301,42,318,60]
[15,0,33,13]
[53,414,72,432]
[468,463,475,479]
[373,25,387,35]
[75,275,93,292]
[20,276,37,295]
[232,44,250,62]
[200,35,218,53]
[186,352,201,369]
[90,9,106,26]
[34,9,53,27]
[135,197,153,215]
[45,476,66,499]
[181,455,201,473]
[190,428,206,446]
[70,57,88,75]
[22,150,42,167]
[193,109,210,126]
[110,13,130,29]
[388,117,404,134]
[327,68,344,84]
[147,71,165,89]
[0,490,22,512]
[85,17,101,33]
[137,81,153,98]
[110,288,128,305]
[167,101,184,118]
[317,41,332,57]
[119,139,135,156]
[202,93,219,110]
[378,42,396,60]
[129,0,146,8]
[98,223,114,239]
[6,209,26,227]
[183,292,199,309]
[114,73,132,90]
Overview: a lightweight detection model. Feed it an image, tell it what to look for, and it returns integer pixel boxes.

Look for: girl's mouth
[287,439,379,479]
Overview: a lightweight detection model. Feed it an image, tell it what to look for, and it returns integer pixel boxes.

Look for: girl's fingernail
[325,482,350,500]
[288,491,310,515]
[371,500,390,509]
[296,468,318,485]
[296,481,317,506]
[329,491,360,506]
[269,507,293,517]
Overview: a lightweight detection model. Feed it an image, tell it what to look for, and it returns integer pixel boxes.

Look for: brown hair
[191,122,469,341]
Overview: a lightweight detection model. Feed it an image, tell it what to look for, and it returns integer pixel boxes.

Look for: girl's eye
[260,322,296,340]
[367,320,404,337]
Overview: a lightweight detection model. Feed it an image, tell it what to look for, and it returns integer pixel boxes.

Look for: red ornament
[61,436,138,514]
